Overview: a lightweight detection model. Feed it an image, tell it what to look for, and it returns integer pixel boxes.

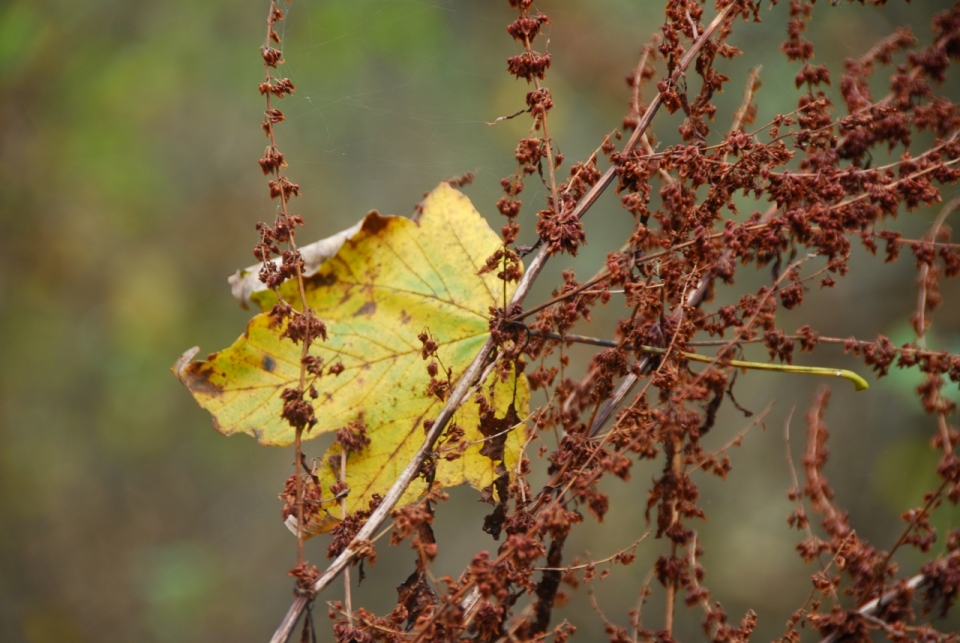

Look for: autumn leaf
[176,182,528,534]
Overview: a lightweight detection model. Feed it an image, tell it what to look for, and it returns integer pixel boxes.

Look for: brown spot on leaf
[305,271,337,288]
[262,355,276,372]
[399,309,412,325]
[360,210,390,235]
[182,363,223,398]
[353,301,377,317]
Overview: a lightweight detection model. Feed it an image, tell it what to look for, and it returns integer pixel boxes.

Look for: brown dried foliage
[255,2,960,642]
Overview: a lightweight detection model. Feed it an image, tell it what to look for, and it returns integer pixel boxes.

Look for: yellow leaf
[177,183,528,534]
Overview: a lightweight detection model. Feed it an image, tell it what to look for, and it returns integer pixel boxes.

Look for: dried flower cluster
[259,1,960,642]
[253,0,331,586]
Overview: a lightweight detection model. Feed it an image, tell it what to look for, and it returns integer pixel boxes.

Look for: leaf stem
[643,345,869,391]
[529,329,869,391]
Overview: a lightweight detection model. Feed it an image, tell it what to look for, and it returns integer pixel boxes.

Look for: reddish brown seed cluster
[252,2,960,642]
[335,419,371,457]
[328,495,383,562]
[253,0,334,576]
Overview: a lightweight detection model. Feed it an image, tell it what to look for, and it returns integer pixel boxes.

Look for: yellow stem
[638,345,869,391]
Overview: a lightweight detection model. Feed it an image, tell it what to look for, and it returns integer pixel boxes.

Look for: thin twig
[630,568,657,643]
[534,531,651,572]
[664,435,680,637]
[340,451,353,626]
[686,402,773,474]
[861,476,949,603]
[915,195,960,347]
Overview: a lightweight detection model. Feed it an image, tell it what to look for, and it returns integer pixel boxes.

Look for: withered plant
[235,1,960,642]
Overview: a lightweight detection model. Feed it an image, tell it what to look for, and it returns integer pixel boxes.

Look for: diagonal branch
[816,574,925,643]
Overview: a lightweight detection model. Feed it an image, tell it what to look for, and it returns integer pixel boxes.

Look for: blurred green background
[1,1,958,641]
